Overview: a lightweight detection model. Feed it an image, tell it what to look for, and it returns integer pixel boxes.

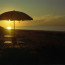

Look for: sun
[7,27,11,29]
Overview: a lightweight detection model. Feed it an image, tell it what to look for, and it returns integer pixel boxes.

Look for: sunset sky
[0,0,65,30]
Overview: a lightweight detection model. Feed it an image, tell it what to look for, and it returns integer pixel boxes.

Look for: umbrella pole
[14,20,15,38]
[13,20,16,46]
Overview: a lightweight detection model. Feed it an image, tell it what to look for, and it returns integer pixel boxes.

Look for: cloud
[32,15,65,26]
[16,15,65,26]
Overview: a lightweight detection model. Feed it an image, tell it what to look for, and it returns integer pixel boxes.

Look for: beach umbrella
[0,10,33,37]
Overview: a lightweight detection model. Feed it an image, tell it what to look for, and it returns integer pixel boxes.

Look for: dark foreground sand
[0,29,65,64]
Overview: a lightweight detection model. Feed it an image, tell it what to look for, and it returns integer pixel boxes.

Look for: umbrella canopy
[0,10,33,21]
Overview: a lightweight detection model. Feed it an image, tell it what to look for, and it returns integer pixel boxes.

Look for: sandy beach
[0,29,65,64]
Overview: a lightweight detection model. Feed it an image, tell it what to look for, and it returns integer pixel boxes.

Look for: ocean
[16,26,65,31]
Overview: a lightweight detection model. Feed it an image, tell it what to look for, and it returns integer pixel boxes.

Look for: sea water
[16,26,65,31]
[4,26,65,44]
